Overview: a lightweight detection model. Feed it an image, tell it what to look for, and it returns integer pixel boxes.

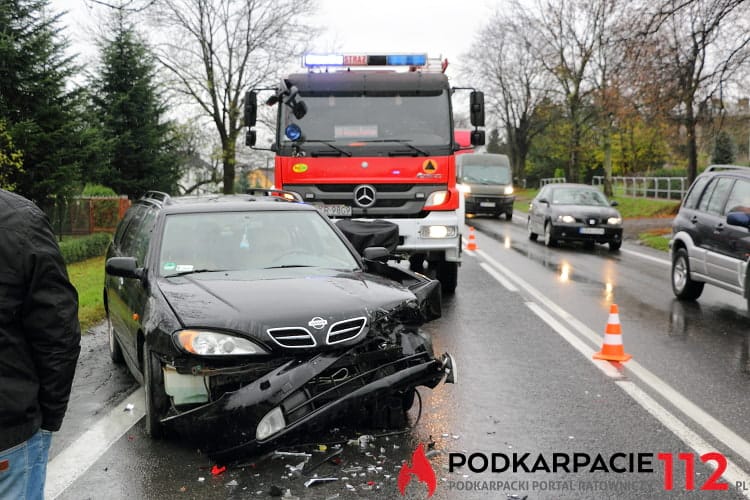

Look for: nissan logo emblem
[353,184,376,208]
[308,317,328,330]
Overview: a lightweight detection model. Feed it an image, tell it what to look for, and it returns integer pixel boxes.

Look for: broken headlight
[256,406,286,440]
[174,329,269,356]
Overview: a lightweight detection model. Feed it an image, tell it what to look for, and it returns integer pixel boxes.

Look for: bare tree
[147,0,317,193]
[636,0,750,183]
[462,3,550,183]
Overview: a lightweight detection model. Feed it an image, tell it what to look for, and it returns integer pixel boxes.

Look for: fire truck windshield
[279,91,451,153]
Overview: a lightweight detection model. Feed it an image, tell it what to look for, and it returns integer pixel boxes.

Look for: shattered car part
[104,196,455,460]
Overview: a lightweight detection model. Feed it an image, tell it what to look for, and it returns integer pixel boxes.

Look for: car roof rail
[141,190,172,205]
[705,164,750,173]
[245,188,304,203]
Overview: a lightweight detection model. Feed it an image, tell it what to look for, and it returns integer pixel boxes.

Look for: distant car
[456,153,515,220]
[104,190,455,460]
[527,183,623,251]
[669,165,750,310]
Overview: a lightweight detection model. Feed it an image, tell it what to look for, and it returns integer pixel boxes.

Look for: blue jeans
[0,429,53,500]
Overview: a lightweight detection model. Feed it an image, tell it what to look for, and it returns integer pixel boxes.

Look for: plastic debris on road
[210,465,226,476]
[304,477,338,487]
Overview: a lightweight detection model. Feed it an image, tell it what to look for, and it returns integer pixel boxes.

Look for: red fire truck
[244,53,485,292]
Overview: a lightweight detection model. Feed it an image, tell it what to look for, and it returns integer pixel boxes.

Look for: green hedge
[59,233,112,264]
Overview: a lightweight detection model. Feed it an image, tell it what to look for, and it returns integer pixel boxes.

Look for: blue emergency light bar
[303,53,428,68]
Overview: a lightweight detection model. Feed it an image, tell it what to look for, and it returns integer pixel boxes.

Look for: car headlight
[256,406,286,440]
[419,225,458,238]
[503,186,514,195]
[607,217,622,225]
[425,190,449,207]
[457,183,471,194]
[174,329,269,356]
[557,215,576,223]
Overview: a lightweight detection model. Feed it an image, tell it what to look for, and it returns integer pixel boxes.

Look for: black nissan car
[104,191,454,460]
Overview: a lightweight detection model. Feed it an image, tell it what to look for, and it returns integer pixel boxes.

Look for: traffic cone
[593,304,632,362]
[467,227,477,251]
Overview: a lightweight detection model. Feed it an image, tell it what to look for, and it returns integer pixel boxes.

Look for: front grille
[267,327,316,348]
[327,317,367,344]
[316,184,417,193]
[579,217,604,225]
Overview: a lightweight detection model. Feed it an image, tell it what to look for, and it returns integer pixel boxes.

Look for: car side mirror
[538,198,549,205]
[106,257,144,280]
[363,246,390,262]
[610,200,619,207]
[727,211,750,228]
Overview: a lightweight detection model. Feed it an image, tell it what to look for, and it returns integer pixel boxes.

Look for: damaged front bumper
[162,332,455,461]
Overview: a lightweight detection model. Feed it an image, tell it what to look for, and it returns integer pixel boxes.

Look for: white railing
[591,176,687,200]
[540,177,566,187]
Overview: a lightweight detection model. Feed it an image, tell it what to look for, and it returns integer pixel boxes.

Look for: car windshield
[551,188,609,206]
[460,164,511,185]
[158,210,359,276]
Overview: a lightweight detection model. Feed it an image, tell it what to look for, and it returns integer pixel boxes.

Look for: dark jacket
[0,189,81,451]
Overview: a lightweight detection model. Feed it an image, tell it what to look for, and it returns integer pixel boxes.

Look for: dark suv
[104,190,455,460]
[670,165,750,310]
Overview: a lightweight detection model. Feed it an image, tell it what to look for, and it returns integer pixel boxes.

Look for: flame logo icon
[397,443,437,497]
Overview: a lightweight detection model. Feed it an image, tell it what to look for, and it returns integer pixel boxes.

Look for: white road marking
[473,246,750,471]
[617,381,750,498]
[480,262,518,291]
[46,388,145,499]
[620,247,670,266]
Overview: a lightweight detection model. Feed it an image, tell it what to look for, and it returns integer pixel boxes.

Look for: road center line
[46,388,145,499]
[474,246,750,469]
[620,247,670,266]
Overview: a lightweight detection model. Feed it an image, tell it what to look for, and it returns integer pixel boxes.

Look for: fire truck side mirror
[244,91,257,126]
[470,91,485,127]
[470,129,485,146]
[245,129,257,147]
[292,100,307,120]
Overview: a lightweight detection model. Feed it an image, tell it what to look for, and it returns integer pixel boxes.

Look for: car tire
[671,248,704,300]
[143,347,168,439]
[107,314,124,364]
[544,222,557,247]
[436,260,458,294]
[505,210,513,221]
[608,241,621,252]
[409,254,425,272]
[527,219,538,241]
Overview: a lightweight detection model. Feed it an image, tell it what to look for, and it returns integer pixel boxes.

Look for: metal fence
[540,177,567,187]
[45,196,131,236]
[591,176,687,200]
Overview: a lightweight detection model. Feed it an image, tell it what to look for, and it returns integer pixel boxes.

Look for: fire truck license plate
[317,204,352,217]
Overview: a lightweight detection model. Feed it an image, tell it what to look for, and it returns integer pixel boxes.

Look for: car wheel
[608,241,621,252]
[505,210,513,221]
[527,219,538,241]
[107,314,124,364]
[436,260,458,294]
[544,222,557,247]
[671,248,704,300]
[143,347,168,439]
[409,254,425,272]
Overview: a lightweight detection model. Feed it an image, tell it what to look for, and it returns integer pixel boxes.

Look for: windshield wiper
[303,140,352,157]
[263,264,314,269]
[164,268,230,278]
[355,139,429,156]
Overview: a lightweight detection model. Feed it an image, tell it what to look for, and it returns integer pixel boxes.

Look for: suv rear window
[705,177,734,215]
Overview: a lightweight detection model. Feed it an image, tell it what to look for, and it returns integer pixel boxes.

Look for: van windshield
[460,164,511,185]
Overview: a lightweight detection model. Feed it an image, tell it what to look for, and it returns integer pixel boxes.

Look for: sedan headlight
[557,215,576,224]
[174,329,269,356]
[503,186,514,195]
[425,190,449,207]
[607,217,622,225]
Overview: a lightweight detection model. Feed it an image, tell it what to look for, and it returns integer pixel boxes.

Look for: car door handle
[690,215,698,223]
[714,223,724,232]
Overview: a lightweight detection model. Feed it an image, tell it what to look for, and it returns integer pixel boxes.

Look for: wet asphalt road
[49,217,750,500]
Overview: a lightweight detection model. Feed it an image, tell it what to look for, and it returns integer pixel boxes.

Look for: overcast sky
[53,0,500,81]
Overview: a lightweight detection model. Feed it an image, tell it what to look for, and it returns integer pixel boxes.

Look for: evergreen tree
[89,12,180,198]
[486,128,502,154]
[0,0,85,204]
[712,130,735,165]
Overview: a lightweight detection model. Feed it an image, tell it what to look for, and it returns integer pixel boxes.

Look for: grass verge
[67,256,105,333]
[637,229,672,252]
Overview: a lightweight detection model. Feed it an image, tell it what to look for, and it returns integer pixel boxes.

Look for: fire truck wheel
[436,260,458,294]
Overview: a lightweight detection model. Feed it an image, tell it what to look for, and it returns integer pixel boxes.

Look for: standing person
[0,189,81,500]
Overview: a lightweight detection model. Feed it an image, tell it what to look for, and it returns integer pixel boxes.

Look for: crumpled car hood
[157,269,416,347]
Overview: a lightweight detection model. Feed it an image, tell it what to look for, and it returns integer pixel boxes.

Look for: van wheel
[143,348,168,439]
[672,248,704,300]
[107,314,124,364]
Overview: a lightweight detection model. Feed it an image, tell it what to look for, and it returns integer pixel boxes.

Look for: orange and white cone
[467,227,477,251]
[593,304,632,362]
